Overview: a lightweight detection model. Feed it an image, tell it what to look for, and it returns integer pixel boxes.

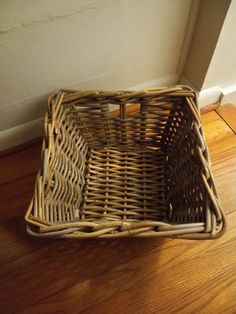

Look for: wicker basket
[25,85,226,239]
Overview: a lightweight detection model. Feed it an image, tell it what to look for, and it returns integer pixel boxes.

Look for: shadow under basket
[25,86,226,239]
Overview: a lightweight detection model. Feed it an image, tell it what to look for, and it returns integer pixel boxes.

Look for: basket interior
[82,146,166,222]
[39,92,206,227]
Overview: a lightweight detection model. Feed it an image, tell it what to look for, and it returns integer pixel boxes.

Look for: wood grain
[200,102,220,114]
[201,110,236,215]
[0,145,41,221]
[17,211,236,314]
[0,137,42,158]
[0,107,236,313]
[216,104,236,134]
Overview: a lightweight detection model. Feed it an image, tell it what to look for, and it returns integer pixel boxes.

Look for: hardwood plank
[202,111,236,161]
[200,102,220,114]
[0,144,41,185]
[201,110,220,125]
[13,210,236,314]
[0,219,169,313]
[212,149,236,216]
[201,111,234,148]
[216,104,236,134]
[202,111,236,215]
[0,145,41,221]
[0,137,42,158]
[0,174,37,221]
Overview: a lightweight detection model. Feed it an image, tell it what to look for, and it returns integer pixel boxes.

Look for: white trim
[198,86,221,108]
[0,74,179,151]
[0,118,43,151]
[220,85,236,105]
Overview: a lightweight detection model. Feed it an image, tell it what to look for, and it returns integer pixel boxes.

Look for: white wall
[0,0,192,150]
[202,0,236,90]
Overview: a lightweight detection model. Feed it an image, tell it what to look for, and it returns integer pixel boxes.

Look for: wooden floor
[1,105,236,313]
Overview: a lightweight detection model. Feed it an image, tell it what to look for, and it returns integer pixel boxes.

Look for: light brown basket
[25,85,226,239]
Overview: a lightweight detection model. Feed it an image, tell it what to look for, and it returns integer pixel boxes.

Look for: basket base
[81,146,167,223]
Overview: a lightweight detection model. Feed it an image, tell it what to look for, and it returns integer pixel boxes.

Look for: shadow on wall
[0,0,193,150]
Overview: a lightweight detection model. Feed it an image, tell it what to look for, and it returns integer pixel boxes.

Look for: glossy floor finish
[0,105,236,313]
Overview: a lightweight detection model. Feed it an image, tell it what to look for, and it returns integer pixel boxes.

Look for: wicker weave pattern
[82,147,165,221]
[25,86,226,238]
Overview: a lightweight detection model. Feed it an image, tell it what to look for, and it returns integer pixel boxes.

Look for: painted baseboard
[197,84,236,107]
[0,74,179,151]
[198,86,221,108]
[220,85,236,105]
[0,118,43,151]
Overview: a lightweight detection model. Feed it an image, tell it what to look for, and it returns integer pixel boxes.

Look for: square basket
[25,85,226,239]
